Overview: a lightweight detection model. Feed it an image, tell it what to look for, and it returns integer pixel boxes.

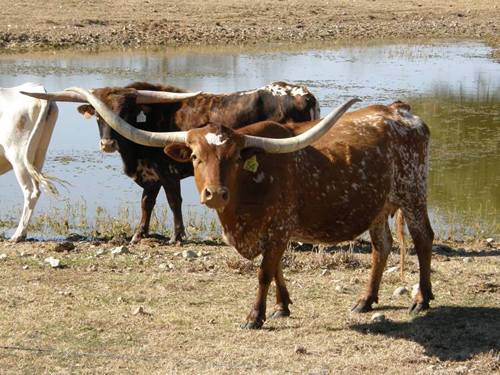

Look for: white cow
[0,83,59,241]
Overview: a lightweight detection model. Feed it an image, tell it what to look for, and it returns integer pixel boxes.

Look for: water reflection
[0,42,498,238]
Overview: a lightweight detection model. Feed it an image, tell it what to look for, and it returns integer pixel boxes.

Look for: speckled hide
[167,100,434,328]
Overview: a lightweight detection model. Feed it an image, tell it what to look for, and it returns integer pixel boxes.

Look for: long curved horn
[66,87,187,147]
[20,91,87,103]
[242,98,360,153]
[135,90,202,104]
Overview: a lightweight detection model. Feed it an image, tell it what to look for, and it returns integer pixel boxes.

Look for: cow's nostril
[204,188,212,200]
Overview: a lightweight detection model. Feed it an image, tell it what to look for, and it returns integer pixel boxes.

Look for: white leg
[9,163,40,242]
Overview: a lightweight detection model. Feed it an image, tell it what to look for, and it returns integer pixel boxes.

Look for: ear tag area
[243,155,259,173]
[136,111,147,123]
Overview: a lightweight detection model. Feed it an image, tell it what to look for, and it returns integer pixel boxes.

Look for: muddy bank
[0,0,498,52]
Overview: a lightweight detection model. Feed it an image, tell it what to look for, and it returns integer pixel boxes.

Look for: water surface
[0,42,498,239]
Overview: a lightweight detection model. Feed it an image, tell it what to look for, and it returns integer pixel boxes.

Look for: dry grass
[0,239,498,374]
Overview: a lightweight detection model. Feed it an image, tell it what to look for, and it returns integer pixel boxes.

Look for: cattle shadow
[432,243,500,258]
[350,306,500,361]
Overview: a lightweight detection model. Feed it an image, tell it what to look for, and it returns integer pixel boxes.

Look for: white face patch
[205,133,227,146]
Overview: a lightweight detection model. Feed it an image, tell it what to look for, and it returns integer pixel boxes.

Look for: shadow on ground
[351,306,500,361]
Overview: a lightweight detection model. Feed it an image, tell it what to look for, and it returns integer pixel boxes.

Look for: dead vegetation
[0,238,498,373]
[0,0,498,51]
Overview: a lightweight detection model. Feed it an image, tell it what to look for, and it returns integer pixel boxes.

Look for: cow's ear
[240,147,264,160]
[77,105,95,119]
[164,144,192,163]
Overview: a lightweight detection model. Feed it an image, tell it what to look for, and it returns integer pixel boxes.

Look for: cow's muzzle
[100,139,119,153]
[201,185,230,209]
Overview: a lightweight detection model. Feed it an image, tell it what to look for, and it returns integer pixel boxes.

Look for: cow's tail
[23,99,66,196]
[395,208,406,281]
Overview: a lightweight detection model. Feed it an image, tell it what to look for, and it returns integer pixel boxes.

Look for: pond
[0,41,498,240]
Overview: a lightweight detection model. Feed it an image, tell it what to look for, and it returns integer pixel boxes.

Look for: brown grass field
[0,238,498,374]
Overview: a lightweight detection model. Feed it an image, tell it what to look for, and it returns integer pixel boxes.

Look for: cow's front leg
[269,260,292,319]
[241,244,285,329]
[162,177,185,244]
[131,183,161,244]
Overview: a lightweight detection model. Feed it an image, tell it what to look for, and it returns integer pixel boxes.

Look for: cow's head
[164,125,245,210]
[60,87,359,210]
[20,87,201,154]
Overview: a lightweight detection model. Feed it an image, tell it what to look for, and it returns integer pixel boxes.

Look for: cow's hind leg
[269,260,292,319]
[352,216,392,313]
[131,182,161,244]
[162,177,185,244]
[403,204,434,313]
[10,163,40,242]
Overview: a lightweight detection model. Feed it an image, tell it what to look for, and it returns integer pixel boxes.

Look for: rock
[65,233,86,242]
[385,266,398,274]
[321,269,331,276]
[486,237,494,244]
[182,249,198,258]
[22,265,29,270]
[294,345,307,354]
[371,312,386,323]
[111,246,129,255]
[132,306,150,315]
[45,256,61,268]
[335,285,345,293]
[54,241,75,252]
[393,286,409,297]
[411,283,420,299]
[95,248,107,257]
[462,257,473,263]
[0,253,7,260]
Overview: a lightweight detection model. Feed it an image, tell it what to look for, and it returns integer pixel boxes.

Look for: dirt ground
[0,238,498,373]
[0,0,499,51]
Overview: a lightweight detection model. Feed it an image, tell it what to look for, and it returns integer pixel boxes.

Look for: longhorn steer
[1,83,59,241]
[71,88,435,329]
[23,81,320,243]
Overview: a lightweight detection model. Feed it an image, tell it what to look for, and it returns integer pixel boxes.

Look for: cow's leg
[131,183,161,244]
[403,204,434,313]
[162,177,185,244]
[10,163,40,242]
[352,217,392,313]
[269,260,292,319]
[242,244,286,329]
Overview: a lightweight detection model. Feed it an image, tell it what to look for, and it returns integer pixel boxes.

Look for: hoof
[9,235,26,243]
[168,238,183,246]
[130,234,142,244]
[351,299,373,313]
[409,301,430,314]
[269,309,290,320]
[240,320,264,330]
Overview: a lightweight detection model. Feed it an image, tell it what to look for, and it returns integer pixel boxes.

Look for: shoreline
[0,1,498,56]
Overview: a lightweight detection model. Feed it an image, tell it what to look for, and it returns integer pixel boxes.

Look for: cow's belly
[294,183,390,243]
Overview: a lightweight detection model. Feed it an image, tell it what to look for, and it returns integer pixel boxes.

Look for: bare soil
[0,0,499,52]
[0,238,498,373]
